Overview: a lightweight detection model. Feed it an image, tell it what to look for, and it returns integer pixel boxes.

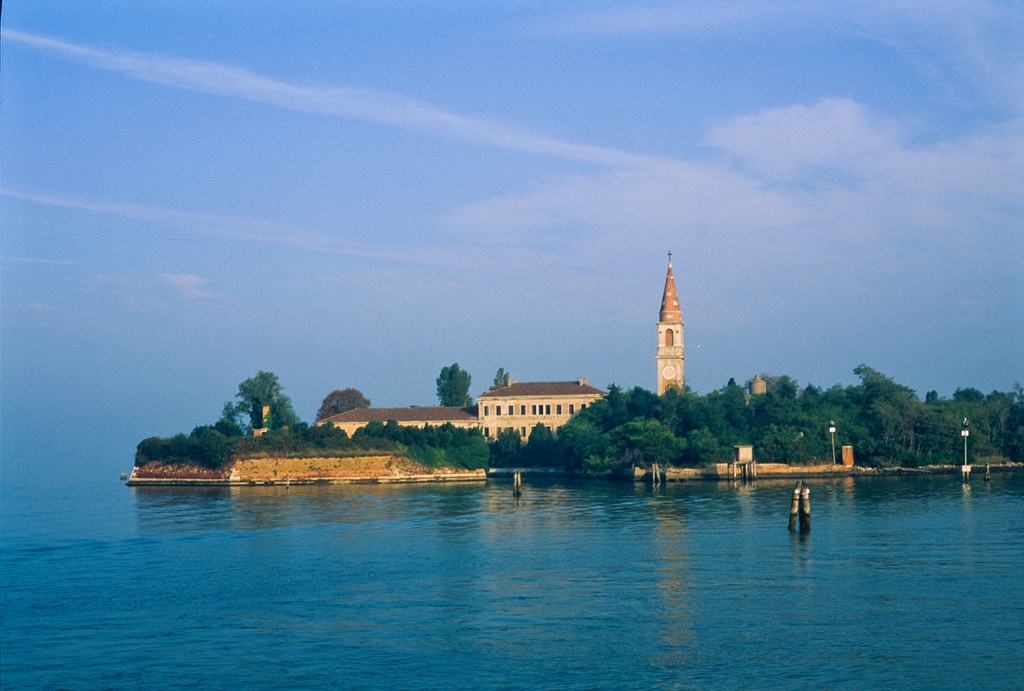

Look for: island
[129,262,1022,486]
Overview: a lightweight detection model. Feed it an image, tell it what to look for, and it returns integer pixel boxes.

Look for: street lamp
[961,417,970,465]
[829,420,837,465]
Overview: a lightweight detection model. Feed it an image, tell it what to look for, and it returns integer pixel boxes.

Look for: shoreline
[126,471,488,486]
[126,459,1022,487]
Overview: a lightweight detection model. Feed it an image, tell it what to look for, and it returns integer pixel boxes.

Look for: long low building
[477,378,604,439]
[320,405,479,437]
[319,378,605,440]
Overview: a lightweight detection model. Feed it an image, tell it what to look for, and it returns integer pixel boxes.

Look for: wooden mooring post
[736,461,756,481]
[798,482,811,532]
[788,483,800,531]
[984,464,991,482]
[513,471,522,498]
[651,463,661,486]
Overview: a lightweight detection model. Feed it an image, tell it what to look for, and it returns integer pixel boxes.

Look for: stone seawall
[127,456,486,486]
[627,463,856,482]
[646,462,1021,481]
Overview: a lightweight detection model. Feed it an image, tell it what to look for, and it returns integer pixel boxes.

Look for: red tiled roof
[478,381,605,398]
[320,406,477,425]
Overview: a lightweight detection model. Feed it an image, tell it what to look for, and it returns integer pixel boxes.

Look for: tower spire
[659,255,681,322]
[656,255,684,395]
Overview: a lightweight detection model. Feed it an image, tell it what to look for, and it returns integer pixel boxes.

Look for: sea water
[2,474,1023,689]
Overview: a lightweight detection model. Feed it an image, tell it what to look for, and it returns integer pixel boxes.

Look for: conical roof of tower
[660,262,681,322]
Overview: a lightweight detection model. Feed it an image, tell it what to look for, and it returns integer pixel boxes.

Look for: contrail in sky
[2,29,658,168]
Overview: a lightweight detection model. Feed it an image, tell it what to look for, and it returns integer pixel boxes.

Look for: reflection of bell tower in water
[657,255,684,395]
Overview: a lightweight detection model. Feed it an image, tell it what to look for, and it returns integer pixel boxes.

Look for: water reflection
[842,475,856,497]
[790,526,812,563]
[131,486,235,531]
[651,506,696,675]
[36,473,1024,690]
[132,483,492,535]
[129,474,1024,532]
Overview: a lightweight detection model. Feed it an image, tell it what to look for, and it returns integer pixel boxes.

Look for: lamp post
[829,420,837,465]
[961,418,970,482]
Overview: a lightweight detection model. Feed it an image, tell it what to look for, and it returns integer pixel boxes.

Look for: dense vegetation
[137,366,1022,474]
[354,420,489,470]
[136,370,488,471]
[490,366,1024,473]
[136,419,488,470]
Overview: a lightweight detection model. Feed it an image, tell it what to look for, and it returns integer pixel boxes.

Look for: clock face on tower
[662,365,677,381]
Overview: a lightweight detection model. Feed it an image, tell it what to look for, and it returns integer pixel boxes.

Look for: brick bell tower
[657,254,684,395]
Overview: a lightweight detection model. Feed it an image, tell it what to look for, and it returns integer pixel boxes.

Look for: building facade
[320,406,479,436]
[477,379,605,440]
[656,258,685,395]
[318,379,605,440]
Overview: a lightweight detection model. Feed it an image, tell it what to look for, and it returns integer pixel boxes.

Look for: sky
[2,1,1022,485]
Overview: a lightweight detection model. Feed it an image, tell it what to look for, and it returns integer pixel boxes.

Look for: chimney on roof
[509,378,517,385]
[578,377,588,386]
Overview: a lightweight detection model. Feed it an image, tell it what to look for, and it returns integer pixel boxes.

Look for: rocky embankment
[128,455,486,486]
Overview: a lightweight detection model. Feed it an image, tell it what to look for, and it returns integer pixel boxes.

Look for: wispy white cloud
[1,255,86,266]
[536,1,1024,112]
[158,273,229,301]
[846,1,1024,112]
[534,1,811,35]
[443,159,803,236]
[3,28,1019,300]
[1,29,654,168]
[0,188,576,272]
[704,98,1024,222]
[1,189,422,264]
[442,97,1023,272]
[705,98,900,179]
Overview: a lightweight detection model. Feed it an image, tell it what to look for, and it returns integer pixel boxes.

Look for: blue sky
[2,2,1021,483]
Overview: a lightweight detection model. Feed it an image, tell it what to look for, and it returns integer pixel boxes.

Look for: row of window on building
[482,402,587,417]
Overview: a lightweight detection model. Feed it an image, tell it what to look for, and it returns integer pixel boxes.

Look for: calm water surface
[2,474,1023,689]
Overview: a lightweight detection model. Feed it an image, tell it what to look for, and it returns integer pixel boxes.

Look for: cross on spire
[668,250,672,263]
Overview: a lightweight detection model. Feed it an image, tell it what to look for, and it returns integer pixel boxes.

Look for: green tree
[213,415,243,437]
[436,363,473,407]
[522,423,560,466]
[493,367,510,387]
[489,428,523,467]
[227,371,300,432]
[190,425,231,468]
[585,384,629,432]
[608,419,684,468]
[757,424,808,464]
[681,427,727,466]
[953,387,985,403]
[316,388,371,421]
[558,418,609,470]
[135,437,168,465]
[626,386,661,420]
[582,453,618,474]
